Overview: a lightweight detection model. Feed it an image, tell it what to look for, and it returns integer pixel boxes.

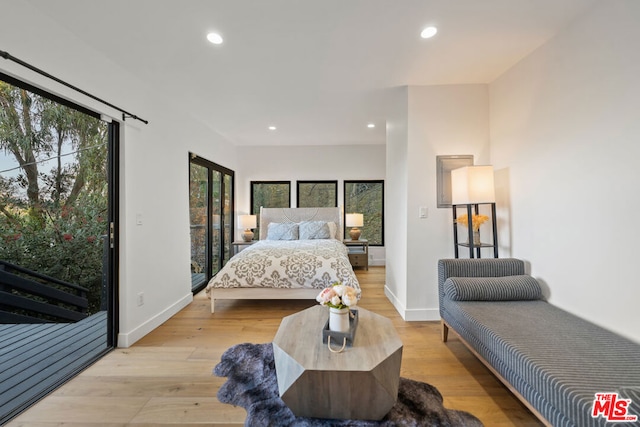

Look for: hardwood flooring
[7,267,543,426]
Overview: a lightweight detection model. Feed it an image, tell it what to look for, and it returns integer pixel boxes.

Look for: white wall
[0,2,238,347]
[385,87,409,309]
[490,0,640,343]
[386,84,490,320]
[235,144,386,264]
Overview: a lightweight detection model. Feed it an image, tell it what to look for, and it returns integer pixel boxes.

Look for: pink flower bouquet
[316,282,359,309]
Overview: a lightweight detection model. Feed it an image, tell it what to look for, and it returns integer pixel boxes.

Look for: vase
[329,307,350,333]
[473,230,481,246]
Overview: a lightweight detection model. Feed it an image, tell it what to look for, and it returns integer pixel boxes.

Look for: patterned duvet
[205,239,360,293]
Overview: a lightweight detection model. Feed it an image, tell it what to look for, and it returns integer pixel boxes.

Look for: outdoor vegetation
[345,181,383,245]
[297,181,337,208]
[0,79,108,315]
[251,181,291,239]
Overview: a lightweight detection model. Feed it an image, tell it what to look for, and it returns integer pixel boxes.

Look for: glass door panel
[222,173,233,266]
[210,170,222,277]
[0,74,116,424]
[189,163,208,290]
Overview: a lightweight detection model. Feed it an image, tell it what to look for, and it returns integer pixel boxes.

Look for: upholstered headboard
[259,206,344,240]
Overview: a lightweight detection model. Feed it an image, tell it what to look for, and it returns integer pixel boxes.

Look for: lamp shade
[239,214,257,229]
[451,166,495,204]
[345,213,364,227]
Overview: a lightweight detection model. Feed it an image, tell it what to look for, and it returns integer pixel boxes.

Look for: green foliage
[297,182,336,208]
[251,182,291,239]
[0,79,108,315]
[345,181,384,245]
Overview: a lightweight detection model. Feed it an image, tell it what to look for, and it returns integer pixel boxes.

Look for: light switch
[136,213,143,225]
[419,207,428,218]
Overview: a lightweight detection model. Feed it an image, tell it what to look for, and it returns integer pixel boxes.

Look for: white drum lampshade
[345,213,364,240]
[239,214,257,242]
[451,166,495,205]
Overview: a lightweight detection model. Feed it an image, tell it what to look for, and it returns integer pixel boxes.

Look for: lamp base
[242,230,254,242]
[349,228,361,240]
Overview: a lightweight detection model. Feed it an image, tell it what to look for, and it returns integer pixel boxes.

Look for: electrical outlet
[137,292,144,306]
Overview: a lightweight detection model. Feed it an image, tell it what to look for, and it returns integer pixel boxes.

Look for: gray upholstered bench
[438,258,640,427]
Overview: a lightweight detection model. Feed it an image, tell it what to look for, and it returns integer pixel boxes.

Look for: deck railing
[0,260,89,324]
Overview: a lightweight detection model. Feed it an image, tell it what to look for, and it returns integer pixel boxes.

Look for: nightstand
[232,240,256,255]
[344,239,369,270]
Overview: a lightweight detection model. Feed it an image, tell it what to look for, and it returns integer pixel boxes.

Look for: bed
[205,207,361,312]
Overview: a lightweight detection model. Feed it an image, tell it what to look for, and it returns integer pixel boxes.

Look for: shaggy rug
[214,343,483,426]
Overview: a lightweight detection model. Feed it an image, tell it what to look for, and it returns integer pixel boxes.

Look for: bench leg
[441,320,449,342]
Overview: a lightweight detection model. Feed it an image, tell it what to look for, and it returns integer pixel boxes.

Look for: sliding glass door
[189,155,234,292]
[0,73,117,424]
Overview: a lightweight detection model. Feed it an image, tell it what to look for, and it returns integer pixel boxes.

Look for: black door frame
[189,153,235,293]
[0,72,119,423]
[0,71,119,348]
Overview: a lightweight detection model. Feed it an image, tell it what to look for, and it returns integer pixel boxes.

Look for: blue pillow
[299,221,331,239]
[444,275,542,301]
[266,222,299,240]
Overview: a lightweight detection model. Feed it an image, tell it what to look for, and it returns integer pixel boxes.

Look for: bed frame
[209,206,344,312]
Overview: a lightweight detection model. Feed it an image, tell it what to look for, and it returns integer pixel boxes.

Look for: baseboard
[384,284,440,321]
[117,292,193,348]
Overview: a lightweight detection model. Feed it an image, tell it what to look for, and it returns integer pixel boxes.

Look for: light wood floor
[7,267,543,426]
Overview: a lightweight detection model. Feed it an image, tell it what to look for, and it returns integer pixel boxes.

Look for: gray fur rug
[214,343,483,427]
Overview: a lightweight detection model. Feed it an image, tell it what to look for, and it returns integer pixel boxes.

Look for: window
[297,180,337,208]
[344,180,384,245]
[251,181,291,239]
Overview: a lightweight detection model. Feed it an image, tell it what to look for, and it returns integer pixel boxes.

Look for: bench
[437,258,640,426]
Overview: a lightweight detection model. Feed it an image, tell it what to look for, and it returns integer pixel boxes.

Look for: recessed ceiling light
[268,126,277,131]
[420,26,438,39]
[206,32,223,44]
[367,123,375,128]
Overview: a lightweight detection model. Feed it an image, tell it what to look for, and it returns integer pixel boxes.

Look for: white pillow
[326,221,338,240]
[299,221,331,240]
[267,222,299,240]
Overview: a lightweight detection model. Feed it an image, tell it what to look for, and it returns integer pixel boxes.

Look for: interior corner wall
[0,2,239,347]
[235,144,386,264]
[386,85,490,320]
[489,0,640,343]
[385,87,409,311]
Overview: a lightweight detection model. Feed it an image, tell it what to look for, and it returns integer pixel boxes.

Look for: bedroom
[1,0,639,425]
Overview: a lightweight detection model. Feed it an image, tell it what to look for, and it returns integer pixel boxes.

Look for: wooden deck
[0,311,109,424]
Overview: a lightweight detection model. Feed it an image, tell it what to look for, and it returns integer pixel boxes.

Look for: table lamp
[345,213,364,240]
[239,214,257,242]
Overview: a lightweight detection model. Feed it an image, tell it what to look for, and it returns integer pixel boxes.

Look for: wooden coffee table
[272,305,403,420]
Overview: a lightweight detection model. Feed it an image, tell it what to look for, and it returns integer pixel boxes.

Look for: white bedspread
[205,239,360,294]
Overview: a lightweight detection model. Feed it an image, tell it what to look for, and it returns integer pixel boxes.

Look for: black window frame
[250,181,291,240]
[250,181,291,214]
[343,180,385,246]
[296,180,338,208]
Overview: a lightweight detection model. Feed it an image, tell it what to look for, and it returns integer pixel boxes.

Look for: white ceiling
[26,0,597,146]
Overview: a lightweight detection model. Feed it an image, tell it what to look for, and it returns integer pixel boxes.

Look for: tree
[0,80,109,314]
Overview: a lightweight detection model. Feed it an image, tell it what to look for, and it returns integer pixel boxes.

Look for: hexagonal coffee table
[272,306,403,420]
